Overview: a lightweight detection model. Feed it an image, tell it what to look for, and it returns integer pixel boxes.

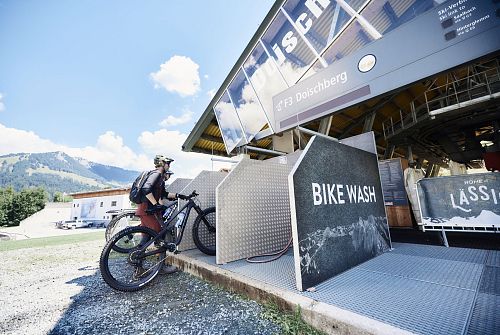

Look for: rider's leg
[139,213,178,275]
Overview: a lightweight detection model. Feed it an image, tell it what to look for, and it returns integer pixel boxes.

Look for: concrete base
[169,252,412,335]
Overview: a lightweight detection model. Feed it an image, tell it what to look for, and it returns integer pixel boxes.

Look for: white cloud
[0,123,232,179]
[65,131,151,171]
[138,129,216,178]
[0,93,5,112]
[0,123,61,154]
[137,129,233,179]
[0,124,149,171]
[150,55,201,97]
[159,108,193,128]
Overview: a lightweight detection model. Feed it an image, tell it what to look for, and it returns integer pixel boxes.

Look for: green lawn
[0,231,104,252]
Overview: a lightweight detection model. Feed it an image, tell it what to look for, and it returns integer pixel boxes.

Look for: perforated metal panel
[216,157,294,264]
[177,171,227,251]
[166,178,192,194]
[164,178,193,207]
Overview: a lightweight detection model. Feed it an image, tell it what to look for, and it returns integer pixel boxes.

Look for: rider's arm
[166,192,177,200]
[160,193,178,202]
[142,172,161,205]
[145,193,159,205]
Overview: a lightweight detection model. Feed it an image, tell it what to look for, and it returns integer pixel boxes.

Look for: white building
[69,188,133,224]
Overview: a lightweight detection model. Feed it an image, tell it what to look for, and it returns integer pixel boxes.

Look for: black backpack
[129,171,152,204]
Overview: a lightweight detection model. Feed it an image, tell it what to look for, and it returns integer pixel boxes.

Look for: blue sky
[0,0,274,177]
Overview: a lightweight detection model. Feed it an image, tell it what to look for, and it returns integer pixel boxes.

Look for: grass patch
[262,301,326,335]
[0,231,104,252]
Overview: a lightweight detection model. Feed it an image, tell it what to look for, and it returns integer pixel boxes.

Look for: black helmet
[154,155,174,167]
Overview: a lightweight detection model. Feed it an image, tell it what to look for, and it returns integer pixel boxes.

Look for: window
[111,201,117,207]
[360,0,437,36]
[100,202,103,207]
[283,0,351,54]
[261,11,317,84]
[243,42,289,129]
[214,91,246,154]
[227,69,270,141]
[320,19,375,68]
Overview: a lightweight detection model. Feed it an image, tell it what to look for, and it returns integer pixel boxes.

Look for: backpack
[129,171,152,204]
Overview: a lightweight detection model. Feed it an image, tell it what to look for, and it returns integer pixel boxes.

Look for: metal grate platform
[486,250,500,267]
[304,268,475,335]
[466,293,500,335]
[181,243,498,335]
[390,242,489,264]
[479,266,500,296]
[357,252,483,290]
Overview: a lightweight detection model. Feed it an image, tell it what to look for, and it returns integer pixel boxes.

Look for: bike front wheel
[100,226,165,292]
[192,206,216,256]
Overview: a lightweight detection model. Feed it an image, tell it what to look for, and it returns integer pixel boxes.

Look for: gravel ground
[0,238,281,335]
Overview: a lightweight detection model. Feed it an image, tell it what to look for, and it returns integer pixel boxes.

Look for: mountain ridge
[0,151,139,196]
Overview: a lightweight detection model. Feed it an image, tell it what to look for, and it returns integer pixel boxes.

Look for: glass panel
[261,11,317,84]
[227,69,269,141]
[283,0,351,52]
[300,61,322,82]
[320,19,374,68]
[243,43,289,130]
[213,91,246,154]
[348,0,368,12]
[361,0,437,35]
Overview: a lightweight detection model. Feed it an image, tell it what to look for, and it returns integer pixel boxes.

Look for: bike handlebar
[145,190,198,214]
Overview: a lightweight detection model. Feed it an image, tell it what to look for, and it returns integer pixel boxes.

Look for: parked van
[56,219,93,229]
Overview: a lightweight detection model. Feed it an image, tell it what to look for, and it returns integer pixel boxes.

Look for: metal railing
[424,67,500,115]
[383,64,500,140]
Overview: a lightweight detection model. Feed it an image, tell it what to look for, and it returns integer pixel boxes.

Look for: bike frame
[135,197,207,259]
[162,201,178,222]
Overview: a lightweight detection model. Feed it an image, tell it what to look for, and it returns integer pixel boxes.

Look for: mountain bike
[104,200,178,244]
[99,190,216,291]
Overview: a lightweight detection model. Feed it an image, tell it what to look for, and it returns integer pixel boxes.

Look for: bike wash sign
[271,0,500,133]
[288,136,391,291]
[417,173,500,228]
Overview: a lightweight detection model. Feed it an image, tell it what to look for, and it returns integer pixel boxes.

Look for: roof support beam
[339,93,397,138]
[191,147,228,157]
[318,116,333,135]
[363,112,376,132]
[200,134,224,144]
[293,128,310,150]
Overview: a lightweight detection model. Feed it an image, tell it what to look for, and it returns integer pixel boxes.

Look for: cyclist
[136,154,179,274]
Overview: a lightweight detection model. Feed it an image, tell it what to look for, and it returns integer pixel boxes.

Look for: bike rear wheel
[105,211,141,241]
[192,207,216,256]
[105,211,141,253]
[100,226,165,292]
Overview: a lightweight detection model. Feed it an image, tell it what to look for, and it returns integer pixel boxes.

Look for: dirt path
[0,237,280,335]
